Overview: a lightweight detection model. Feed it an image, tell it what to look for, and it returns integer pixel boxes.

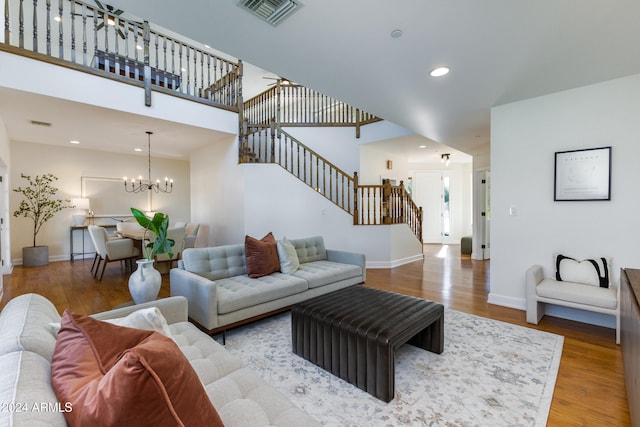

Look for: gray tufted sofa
[0,293,319,426]
[170,236,366,335]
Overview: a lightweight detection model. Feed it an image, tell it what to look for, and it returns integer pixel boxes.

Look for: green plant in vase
[128,207,175,304]
[130,207,175,261]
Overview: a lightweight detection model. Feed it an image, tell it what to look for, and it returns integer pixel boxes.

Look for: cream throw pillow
[50,307,172,338]
[277,236,300,274]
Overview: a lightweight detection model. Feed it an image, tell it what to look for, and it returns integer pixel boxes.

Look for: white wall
[490,73,640,328]
[10,141,190,264]
[189,133,245,246]
[0,119,9,295]
[242,164,422,267]
[0,52,238,135]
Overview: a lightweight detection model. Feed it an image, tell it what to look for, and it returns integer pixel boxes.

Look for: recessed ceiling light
[430,66,450,77]
[134,148,143,152]
[390,29,403,39]
[69,140,80,144]
[419,145,427,148]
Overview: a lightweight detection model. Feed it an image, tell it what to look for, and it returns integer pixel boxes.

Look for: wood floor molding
[0,244,630,426]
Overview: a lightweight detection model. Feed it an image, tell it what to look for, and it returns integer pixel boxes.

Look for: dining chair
[153,226,186,269]
[183,223,200,249]
[88,225,141,280]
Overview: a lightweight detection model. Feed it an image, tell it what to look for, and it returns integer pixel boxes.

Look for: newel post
[399,180,405,222]
[143,20,151,106]
[269,119,276,163]
[353,172,359,225]
[4,0,10,43]
[382,179,392,224]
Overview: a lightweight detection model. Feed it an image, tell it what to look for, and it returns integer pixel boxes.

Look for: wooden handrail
[243,82,381,135]
[2,0,241,111]
[240,120,423,242]
[240,120,355,214]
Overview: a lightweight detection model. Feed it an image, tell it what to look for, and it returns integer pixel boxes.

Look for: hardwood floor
[1,245,630,426]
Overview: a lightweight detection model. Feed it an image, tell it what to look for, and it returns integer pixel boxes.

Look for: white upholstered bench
[525,256,620,344]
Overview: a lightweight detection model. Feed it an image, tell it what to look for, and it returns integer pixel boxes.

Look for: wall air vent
[236,0,302,27]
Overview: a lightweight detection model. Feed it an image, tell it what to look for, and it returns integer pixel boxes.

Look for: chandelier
[123,131,173,193]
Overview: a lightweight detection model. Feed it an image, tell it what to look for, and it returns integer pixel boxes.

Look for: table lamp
[71,198,91,226]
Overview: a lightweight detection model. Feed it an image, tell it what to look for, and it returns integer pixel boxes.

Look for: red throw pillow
[245,232,281,278]
[51,311,224,427]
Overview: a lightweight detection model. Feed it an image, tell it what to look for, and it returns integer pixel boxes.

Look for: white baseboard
[487,293,526,310]
[367,253,424,269]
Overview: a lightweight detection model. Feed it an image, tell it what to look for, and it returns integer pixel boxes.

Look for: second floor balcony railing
[2,0,242,111]
[243,80,381,138]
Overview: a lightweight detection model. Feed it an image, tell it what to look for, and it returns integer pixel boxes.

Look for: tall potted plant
[127,207,175,304]
[13,173,73,267]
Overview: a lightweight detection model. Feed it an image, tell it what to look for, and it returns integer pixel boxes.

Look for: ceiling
[110,0,640,162]
[2,1,639,164]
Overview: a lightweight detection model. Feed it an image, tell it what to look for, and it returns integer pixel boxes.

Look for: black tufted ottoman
[291,285,444,402]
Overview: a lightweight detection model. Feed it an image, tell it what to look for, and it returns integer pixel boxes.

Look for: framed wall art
[554,146,611,201]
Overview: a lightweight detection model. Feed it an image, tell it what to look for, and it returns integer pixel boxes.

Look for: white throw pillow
[555,254,610,288]
[277,236,300,274]
[50,307,172,338]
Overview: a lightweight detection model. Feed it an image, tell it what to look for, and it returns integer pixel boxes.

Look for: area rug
[224,309,564,427]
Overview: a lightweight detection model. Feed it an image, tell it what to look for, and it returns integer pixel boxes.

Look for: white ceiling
[2,1,639,164]
[111,0,640,162]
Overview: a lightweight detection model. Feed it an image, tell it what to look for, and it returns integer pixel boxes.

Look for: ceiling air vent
[237,0,302,27]
[29,120,52,127]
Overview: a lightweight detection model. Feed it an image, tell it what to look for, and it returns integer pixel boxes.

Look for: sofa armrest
[170,268,219,331]
[525,265,544,299]
[327,249,366,282]
[91,296,188,325]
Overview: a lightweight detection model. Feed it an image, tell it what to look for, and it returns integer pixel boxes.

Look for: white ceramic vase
[128,259,162,304]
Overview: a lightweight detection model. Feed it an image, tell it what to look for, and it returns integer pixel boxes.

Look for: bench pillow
[555,254,610,288]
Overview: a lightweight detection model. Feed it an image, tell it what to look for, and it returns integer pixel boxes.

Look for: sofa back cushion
[288,236,327,264]
[0,293,60,361]
[182,244,247,280]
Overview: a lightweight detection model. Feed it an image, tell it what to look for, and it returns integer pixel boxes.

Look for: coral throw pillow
[51,311,224,427]
[245,232,281,278]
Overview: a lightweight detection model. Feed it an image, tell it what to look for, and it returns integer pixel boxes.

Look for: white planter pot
[128,259,162,304]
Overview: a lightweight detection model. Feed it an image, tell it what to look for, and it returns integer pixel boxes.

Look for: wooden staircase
[239,118,423,242]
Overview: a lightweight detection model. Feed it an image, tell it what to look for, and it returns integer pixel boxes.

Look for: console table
[70,224,116,261]
[621,268,640,427]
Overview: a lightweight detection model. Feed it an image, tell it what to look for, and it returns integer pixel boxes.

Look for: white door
[476,170,491,259]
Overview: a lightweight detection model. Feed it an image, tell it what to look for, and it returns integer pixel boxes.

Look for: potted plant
[13,173,73,267]
[127,207,175,304]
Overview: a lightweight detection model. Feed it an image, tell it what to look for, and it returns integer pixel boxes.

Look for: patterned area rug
[224,308,563,427]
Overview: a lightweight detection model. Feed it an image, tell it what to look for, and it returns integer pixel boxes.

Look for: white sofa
[0,293,319,426]
[526,263,620,344]
[170,236,366,336]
